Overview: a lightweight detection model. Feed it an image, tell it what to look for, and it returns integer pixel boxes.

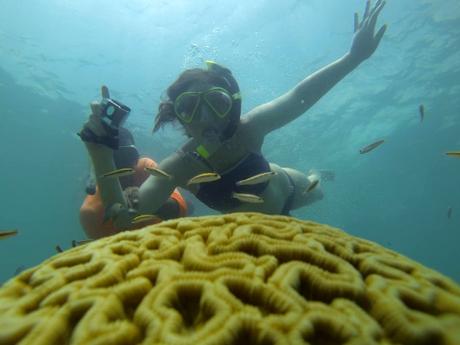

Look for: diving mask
[174,87,235,124]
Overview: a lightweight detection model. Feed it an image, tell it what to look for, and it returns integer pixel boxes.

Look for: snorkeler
[79,0,387,228]
[79,126,189,238]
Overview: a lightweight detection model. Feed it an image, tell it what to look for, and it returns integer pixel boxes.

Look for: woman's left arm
[246,0,387,137]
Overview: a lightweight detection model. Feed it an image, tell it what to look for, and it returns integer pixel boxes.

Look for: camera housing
[101,98,131,129]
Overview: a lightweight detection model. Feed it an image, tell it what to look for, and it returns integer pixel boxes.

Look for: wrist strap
[78,126,119,150]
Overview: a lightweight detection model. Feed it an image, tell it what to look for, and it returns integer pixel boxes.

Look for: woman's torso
[174,121,289,213]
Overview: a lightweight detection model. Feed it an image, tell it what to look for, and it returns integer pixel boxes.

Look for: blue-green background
[1,0,459,283]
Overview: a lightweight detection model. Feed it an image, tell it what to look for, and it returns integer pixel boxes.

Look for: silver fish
[359,139,385,154]
[131,214,161,224]
[447,207,453,219]
[232,192,264,204]
[73,239,94,246]
[144,166,172,179]
[445,151,460,158]
[236,171,276,186]
[187,172,221,185]
[0,229,18,240]
[100,168,135,179]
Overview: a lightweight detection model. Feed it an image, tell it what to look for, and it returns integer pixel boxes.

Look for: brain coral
[0,213,459,345]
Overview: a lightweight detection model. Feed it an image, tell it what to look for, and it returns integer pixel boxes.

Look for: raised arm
[79,86,179,229]
[81,86,127,210]
[245,0,387,137]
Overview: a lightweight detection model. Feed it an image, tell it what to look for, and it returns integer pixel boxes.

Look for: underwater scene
[1,0,460,288]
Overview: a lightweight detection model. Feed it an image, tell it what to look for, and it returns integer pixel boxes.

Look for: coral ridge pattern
[0,213,459,345]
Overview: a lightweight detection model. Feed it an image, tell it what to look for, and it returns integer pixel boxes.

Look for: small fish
[303,179,319,194]
[359,140,385,154]
[131,214,161,224]
[144,166,172,179]
[236,171,276,186]
[232,192,264,204]
[419,104,425,122]
[78,239,94,245]
[447,207,453,219]
[445,151,460,158]
[0,229,18,240]
[72,239,94,246]
[100,168,135,179]
[55,245,63,253]
[187,172,221,185]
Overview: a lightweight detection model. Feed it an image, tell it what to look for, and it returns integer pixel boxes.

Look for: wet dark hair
[153,68,241,140]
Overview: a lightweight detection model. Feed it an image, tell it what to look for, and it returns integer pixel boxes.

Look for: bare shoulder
[238,115,266,150]
[157,148,209,188]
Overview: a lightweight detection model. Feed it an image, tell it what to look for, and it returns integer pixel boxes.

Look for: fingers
[354,12,359,32]
[368,1,385,33]
[374,24,387,46]
[101,85,110,99]
[90,101,102,117]
[369,0,385,24]
[363,0,371,19]
[370,0,385,18]
[356,0,372,31]
[86,114,105,136]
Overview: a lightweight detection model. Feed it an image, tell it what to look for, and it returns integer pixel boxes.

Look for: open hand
[349,0,387,64]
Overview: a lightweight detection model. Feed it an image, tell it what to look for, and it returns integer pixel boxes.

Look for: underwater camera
[101,98,131,129]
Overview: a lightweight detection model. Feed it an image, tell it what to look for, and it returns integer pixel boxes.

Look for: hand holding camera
[78,85,131,150]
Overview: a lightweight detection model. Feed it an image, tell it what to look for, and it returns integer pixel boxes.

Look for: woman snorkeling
[80,0,387,229]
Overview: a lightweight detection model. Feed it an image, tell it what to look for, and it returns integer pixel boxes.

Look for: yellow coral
[1,213,459,345]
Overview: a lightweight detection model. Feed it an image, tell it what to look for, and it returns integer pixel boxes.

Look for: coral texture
[1,213,459,345]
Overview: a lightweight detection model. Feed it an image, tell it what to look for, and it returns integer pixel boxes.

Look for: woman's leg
[281,167,324,210]
[232,164,324,215]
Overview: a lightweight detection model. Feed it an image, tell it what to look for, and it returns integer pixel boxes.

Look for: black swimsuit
[194,152,271,211]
